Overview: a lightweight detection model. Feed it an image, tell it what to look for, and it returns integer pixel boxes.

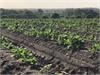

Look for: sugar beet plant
[89,42,100,53]
[0,36,37,65]
[0,18,100,52]
[57,32,85,50]
[11,47,37,65]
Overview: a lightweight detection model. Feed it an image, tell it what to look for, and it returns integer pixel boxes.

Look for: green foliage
[0,18,100,52]
[0,36,37,65]
[51,13,60,19]
[0,8,99,19]
[0,36,14,49]
[11,47,37,65]
[90,43,100,53]
[57,33,85,50]
[71,35,85,50]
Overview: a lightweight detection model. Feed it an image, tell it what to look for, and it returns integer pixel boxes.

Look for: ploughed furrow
[0,28,97,69]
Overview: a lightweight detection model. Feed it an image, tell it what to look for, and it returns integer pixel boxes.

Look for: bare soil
[0,28,100,75]
[0,48,45,75]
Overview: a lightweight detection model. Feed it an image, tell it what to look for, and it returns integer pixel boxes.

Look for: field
[0,18,100,75]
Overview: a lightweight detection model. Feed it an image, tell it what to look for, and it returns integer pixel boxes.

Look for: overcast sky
[0,0,100,9]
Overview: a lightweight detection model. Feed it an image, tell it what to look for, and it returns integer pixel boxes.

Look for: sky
[0,0,100,9]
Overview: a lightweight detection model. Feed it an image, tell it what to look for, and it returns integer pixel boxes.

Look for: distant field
[0,18,100,39]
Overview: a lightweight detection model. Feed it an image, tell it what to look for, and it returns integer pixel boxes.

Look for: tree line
[0,8,100,19]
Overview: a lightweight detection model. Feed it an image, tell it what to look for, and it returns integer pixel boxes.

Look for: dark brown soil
[0,48,73,75]
[0,48,99,75]
[0,48,43,75]
[0,28,100,75]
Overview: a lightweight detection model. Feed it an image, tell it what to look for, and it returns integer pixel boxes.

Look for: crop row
[0,36,37,65]
[1,18,100,33]
[0,18,100,53]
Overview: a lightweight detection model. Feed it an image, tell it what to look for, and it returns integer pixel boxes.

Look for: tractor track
[0,28,99,73]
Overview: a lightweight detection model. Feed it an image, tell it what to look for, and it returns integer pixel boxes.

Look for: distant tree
[42,15,49,19]
[0,8,100,19]
[51,13,60,18]
[38,9,44,13]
